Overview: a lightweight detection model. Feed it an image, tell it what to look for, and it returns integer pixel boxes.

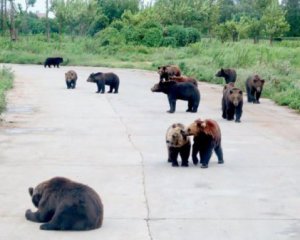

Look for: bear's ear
[239,90,243,95]
[180,129,186,136]
[200,122,207,128]
[261,79,265,83]
[29,187,34,196]
[157,66,161,70]
[162,66,166,71]
[229,90,233,94]
[221,68,224,73]
[172,124,176,128]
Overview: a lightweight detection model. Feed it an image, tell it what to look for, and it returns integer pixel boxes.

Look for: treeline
[0,0,299,45]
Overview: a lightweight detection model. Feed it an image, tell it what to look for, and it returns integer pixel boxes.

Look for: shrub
[142,28,163,47]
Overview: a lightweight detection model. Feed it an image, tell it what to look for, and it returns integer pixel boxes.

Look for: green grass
[0,35,299,111]
[0,66,13,114]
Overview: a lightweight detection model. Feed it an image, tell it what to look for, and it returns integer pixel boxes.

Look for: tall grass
[0,66,13,114]
[0,35,299,111]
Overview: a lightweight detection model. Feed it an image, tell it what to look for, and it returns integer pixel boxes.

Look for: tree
[282,0,300,36]
[25,0,36,12]
[8,0,17,40]
[239,16,263,43]
[261,0,290,44]
[46,0,50,41]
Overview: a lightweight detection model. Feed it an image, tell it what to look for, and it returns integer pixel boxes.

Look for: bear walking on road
[246,75,265,103]
[166,123,191,167]
[151,81,200,113]
[87,72,120,94]
[44,57,63,68]
[184,119,224,168]
[65,70,77,89]
[25,177,103,231]
[222,83,243,123]
[215,68,237,84]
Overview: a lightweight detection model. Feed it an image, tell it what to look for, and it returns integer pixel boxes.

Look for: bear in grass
[25,177,103,231]
[65,70,77,89]
[169,76,198,86]
[157,65,181,82]
[87,72,120,94]
[184,119,224,168]
[215,68,237,84]
[151,81,200,113]
[166,123,191,167]
[246,74,265,104]
[222,83,243,123]
[44,57,63,68]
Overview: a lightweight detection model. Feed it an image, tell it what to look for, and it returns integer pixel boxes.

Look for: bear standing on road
[25,177,103,231]
[222,83,243,123]
[65,70,77,89]
[44,57,63,68]
[151,81,200,113]
[215,68,237,84]
[184,119,224,168]
[87,72,120,94]
[246,74,265,103]
[166,123,191,167]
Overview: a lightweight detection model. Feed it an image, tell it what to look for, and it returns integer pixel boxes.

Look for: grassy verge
[0,66,13,114]
[0,35,299,111]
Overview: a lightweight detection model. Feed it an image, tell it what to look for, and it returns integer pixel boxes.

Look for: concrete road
[0,64,300,240]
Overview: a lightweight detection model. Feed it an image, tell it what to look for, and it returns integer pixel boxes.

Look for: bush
[95,27,125,46]
[161,37,177,47]
[0,66,13,113]
[164,25,188,47]
[142,28,163,47]
[186,27,201,44]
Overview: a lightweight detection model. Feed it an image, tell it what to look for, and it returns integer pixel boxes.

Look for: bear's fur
[246,74,265,103]
[184,119,224,168]
[157,65,181,82]
[87,72,120,94]
[151,81,200,113]
[25,177,103,231]
[44,57,63,68]
[65,70,77,89]
[215,68,237,83]
[166,123,191,167]
[222,83,243,123]
[169,76,198,86]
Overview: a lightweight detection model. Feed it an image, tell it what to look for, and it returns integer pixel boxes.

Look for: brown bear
[151,81,200,113]
[44,57,63,68]
[87,72,120,94]
[184,119,224,168]
[166,123,191,167]
[65,70,77,89]
[215,68,237,84]
[157,65,181,82]
[169,76,198,86]
[25,177,103,231]
[222,83,243,123]
[246,74,265,103]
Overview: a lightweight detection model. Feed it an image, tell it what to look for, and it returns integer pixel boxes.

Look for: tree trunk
[9,0,16,41]
[270,35,273,45]
[46,0,50,41]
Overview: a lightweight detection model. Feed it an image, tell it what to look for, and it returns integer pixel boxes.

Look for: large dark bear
[157,65,181,82]
[215,68,237,83]
[65,70,77,89]
[222,83,243,123]
[166,123,191,167]
[246,74,265,103]
[169,76,198,86]
[87,72,120,94]
[184,119,224,168]
[151,81,200,113]
[44,57,63,68]
[25,177,103,231]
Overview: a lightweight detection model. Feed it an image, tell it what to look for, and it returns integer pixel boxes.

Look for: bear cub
[215,68,237,84]
[166,123,191,167]
[65,70,77,89]
[184,119,224,168]
[157,65,181,82]
[25,177,104,231]
[246,74,265,103]
[222,83,243,122]
[87,72,120,94]
[151,81,200,113]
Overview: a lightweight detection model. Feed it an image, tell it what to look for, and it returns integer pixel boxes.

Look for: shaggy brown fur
[157,65,181,82]
[169,76,198,86]
[65,70,77,89]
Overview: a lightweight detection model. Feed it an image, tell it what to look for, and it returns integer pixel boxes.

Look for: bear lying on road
[169,76,198,86]
[166,123,191,167]
[184,119,224,168]
[151,81,200,113]
[157,65,181,82]
[87,72,120,94]
[215,68,237,83]
[246,74,265,103]
[222,83,243,123]
[44,57,63,68]
[25,177,103,231]
[65,70,77,89]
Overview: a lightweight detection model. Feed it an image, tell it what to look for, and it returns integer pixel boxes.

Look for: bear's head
[184,119,221,140]
[157,65,170,81]
[87,72,103,83]
[65,71,75,81]
[215,68,227,77]
[58,57,63,64]
[28,182,48,208]
[228,88,243,106]
[252,75,265,92]
[151,81,176,92]
[166,123,189,148]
